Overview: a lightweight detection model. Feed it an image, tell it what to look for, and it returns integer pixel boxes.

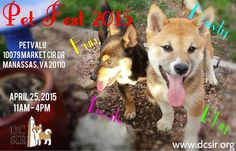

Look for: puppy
[32,124,52,146]
[91,2,148,119]
[145,3,217,149]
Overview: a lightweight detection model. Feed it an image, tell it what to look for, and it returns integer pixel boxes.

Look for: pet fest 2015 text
[2,1,133,27]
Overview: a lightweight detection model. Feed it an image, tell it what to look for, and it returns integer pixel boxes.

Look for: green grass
[109,0,150,24]
[157,1,177,18]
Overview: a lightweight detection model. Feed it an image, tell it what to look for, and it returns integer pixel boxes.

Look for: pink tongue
[167,75,185,107]
[97,80,108,92]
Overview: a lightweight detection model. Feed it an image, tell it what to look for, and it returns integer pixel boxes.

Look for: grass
[108,0,150,24]
[157,1,177,18]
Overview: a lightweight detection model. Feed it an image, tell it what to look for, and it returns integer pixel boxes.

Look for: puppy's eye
[107,59,112,65]
[161,45,173,52]
[102,55,110,61]
[188,46,196,53]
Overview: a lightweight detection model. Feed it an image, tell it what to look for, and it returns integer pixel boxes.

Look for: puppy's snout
[174,64,189,75]
[90,73,97,81]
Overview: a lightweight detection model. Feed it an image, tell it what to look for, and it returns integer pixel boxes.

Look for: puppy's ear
[193,7,215,36]
[39,124,42,127]
[146,4,168,38]
[108,13,121,36]
[123,24,137,48]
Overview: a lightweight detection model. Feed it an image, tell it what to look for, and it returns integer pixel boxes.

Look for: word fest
[88,96,123,125]
[188,2,228,40]
[2,1,132,27]
[201,105,229,135]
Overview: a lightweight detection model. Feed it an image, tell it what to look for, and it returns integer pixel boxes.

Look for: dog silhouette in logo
[32,124,52,146]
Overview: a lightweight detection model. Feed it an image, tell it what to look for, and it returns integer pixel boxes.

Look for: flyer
[0,0,235,150]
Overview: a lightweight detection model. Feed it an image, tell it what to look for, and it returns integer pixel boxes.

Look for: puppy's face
[93,14,138,92]
[33,124,42,133]
[146,4,214,106]
[148,19,207,80]
[96,37,133,92]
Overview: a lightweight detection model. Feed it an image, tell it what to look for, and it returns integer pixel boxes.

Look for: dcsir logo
[27,116,52,147]
[10,125,27,145]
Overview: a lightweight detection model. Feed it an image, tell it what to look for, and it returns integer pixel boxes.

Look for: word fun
[69,36,100,56]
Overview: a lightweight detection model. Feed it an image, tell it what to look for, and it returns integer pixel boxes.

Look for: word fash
[88,96,122,125]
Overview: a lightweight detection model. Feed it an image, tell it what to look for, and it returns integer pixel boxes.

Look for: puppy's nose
[174,64,189,75]
[90,74,97,81]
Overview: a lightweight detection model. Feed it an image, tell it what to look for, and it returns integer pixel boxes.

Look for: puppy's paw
[206,76,218,85]
[124,109,136,120]
[157,118,172,131]
[206,72,218,85]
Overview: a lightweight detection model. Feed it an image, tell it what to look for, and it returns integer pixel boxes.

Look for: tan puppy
[146,3,217,149]
[33,124,52,146]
